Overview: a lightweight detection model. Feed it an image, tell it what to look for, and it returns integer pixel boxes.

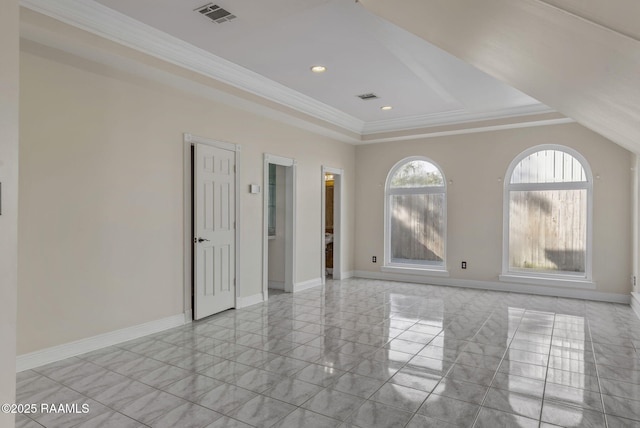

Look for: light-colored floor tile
[302,388,365,421]
[603,394,640,421]
[150,402,223,428]
[74,410,145,428]
[490,372,545,398]
[16,278,640,428]
[417,394,480,427]
[197,383,258,414]
[541,401,606,428]
[15,414,42,428]
[293,363,345,387]
[483,387,542,420]
[332,372,385,399]
[263,377,323,406]
[370,382,429,412]
[163,373,224,402]
[92,379,157,411]
[474,407,539,428]
[271,408,342,428]
[225,396,295,428]
[405,413,458,428]
[119,389,186,425]
[345,400,413,428]
[544,383,603,412]
[432,377,489,405]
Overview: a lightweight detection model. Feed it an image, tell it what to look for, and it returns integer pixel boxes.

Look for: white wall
[355,123,633,297]
[0,0,18,426]
[18,35,356,353]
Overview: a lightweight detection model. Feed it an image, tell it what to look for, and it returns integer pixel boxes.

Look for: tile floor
[14,278,640,427]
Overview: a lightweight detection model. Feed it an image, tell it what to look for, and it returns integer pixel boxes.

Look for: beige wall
[18,42,355,354]
[1,0,18,426]
[355,123,632,296]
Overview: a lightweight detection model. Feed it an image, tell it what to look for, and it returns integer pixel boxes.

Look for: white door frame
[321,166,343,283]
[263,154,296,299]
[183,133,241,321]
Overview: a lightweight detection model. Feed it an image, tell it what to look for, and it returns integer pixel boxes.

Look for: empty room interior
[2,0,640,427]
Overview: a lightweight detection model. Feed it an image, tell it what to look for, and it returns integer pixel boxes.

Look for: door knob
[197,238,210,243]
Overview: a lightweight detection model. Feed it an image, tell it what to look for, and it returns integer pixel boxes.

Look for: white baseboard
[340,271,355,280]
[353,270,630,304]
[631,293,640,320]
[16,313,188,372]
[268,281,285,290]
[237,293,265,308]
[294,277,323,292]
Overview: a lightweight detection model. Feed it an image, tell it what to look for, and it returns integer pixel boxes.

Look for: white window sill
[499,273,596,289]
[268,235,276,241]
[382,265,450,277]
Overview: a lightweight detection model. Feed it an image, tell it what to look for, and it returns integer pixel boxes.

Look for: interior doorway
[183,134,240,321]
[322,166,342,283]
[263,154,296,300]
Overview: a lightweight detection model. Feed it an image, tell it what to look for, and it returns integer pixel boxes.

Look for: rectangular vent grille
[196,4,236,24]
[357,93,378,100]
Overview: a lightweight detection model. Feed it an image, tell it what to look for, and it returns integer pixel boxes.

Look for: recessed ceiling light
[381,106,393,110]
[310,65,327,73]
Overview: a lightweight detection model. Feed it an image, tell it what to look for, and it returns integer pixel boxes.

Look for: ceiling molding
[359,117,576,145]
[19,22,361,145]
[19,0,365,134]
[362,103,555,134]
[20,0,557,138]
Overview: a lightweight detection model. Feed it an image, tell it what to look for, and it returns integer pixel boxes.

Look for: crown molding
[362,103,555,134]
[20,0,557,139]
[359,117,575,145]
[19,23,361,144]
[19,0,365,134]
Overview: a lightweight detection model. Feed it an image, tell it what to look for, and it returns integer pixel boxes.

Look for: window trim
[384,156,448,274]
[502,144,594,286]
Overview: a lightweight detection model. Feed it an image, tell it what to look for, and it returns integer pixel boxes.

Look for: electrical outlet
[461,261,467,269]
[372,256,377,263]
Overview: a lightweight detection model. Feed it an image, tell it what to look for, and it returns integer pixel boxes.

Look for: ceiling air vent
[195,4,236,24]
[357,93,378,100]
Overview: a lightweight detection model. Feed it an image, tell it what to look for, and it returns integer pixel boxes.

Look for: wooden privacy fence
[509,189,586,272]
[390,194,444,262]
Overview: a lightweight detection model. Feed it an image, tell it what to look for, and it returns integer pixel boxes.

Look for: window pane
[391,160,443,188]
[509,189,587,272]
[390,193,444,264]
[511,150,586,184]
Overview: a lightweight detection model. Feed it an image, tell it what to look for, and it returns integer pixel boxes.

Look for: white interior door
[194,143,236,320]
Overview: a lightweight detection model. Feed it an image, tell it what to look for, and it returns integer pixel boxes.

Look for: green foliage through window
[390,160,443,188]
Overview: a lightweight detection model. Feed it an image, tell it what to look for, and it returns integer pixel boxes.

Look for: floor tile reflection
[14,278,640,427]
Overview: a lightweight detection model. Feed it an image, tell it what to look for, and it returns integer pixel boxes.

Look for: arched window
[503,145,592,283]
[384,157,447,272]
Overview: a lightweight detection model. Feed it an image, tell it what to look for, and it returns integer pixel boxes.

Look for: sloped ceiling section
[359,0,640,154]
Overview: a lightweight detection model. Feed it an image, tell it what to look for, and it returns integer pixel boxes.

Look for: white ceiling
[92,0,550,130]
